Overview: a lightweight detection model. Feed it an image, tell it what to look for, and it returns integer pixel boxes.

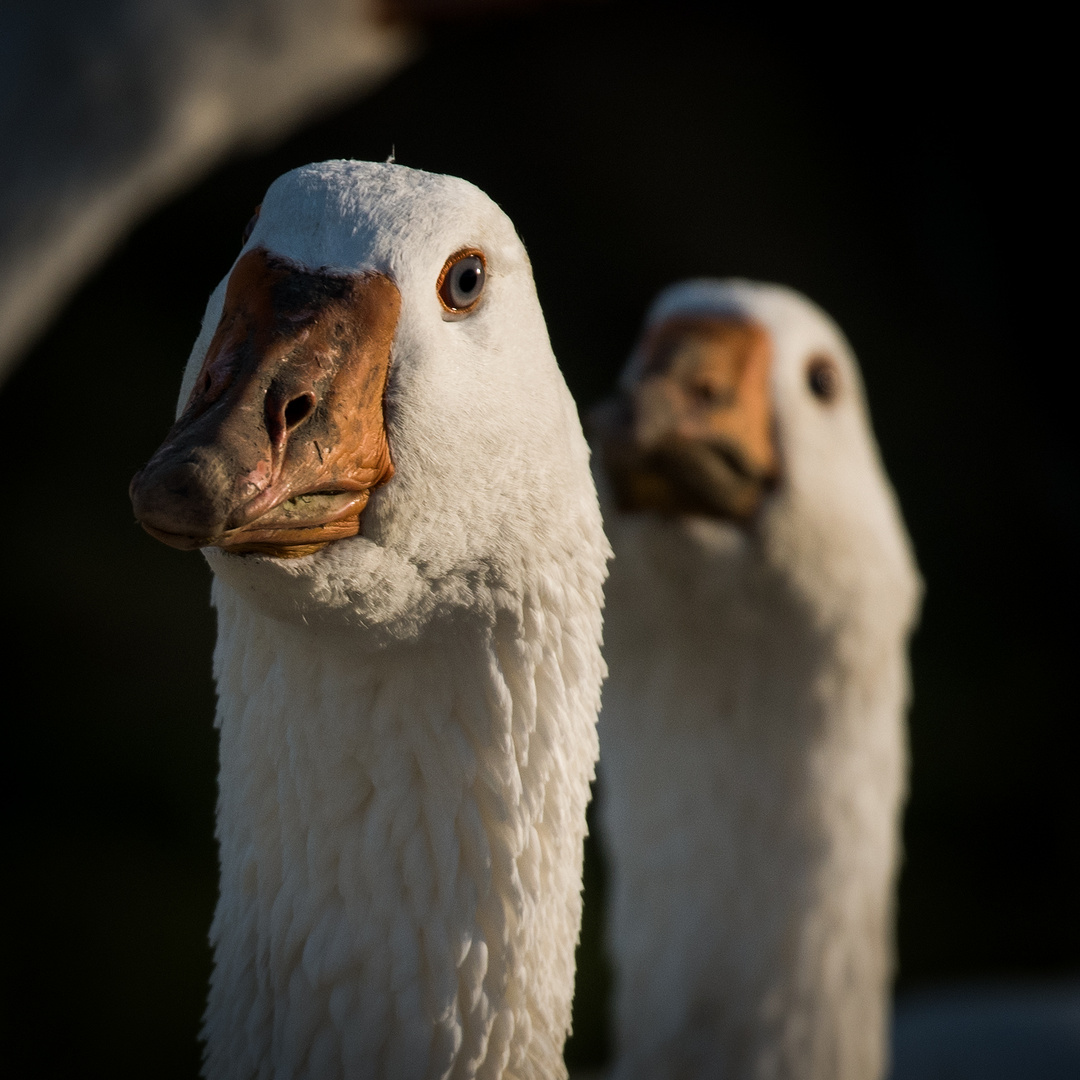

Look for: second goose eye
[806,354,840,403]
[438,251,486,313]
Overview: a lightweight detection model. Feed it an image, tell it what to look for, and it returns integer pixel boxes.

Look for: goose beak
[592,315,779,524]
[129,247,399,558]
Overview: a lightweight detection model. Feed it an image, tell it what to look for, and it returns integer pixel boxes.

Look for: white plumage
[594,280,921,1080]
[133,161,609,1078]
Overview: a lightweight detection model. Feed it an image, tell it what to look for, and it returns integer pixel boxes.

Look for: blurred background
[0,3,1072,1076]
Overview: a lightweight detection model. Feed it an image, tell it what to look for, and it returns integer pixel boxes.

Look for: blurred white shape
[0,0,417,382]
[596,280,921,1080]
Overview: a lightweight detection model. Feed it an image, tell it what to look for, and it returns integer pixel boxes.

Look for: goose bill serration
[591,280,921,1080]
[130,160,610,1080]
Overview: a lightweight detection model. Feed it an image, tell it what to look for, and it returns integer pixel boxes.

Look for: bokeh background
[1,5,1072,1077]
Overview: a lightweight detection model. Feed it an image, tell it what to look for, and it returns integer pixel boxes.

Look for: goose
[590,280,921,1080]
[129,160,609,1080]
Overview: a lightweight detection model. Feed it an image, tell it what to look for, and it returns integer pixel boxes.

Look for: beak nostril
[284,393,315,431]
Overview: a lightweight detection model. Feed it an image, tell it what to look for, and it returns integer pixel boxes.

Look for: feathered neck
[600,514,914,1080]
[202,553,604,1080]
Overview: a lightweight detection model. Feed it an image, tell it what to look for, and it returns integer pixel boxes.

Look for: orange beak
[592,316,779,523]
[130,247,399,558]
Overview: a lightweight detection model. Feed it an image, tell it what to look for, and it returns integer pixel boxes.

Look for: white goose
[130,160,609,1080]
[591,280,921,1080]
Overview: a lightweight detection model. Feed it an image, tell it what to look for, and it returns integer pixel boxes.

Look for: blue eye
[438,251,486,313]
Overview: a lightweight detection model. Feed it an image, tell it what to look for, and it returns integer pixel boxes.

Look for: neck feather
[202,568,603,1080]
[600,520,911,1080]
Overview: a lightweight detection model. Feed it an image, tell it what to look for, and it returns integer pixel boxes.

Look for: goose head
[593,279,920,630]
[131,160,594,634]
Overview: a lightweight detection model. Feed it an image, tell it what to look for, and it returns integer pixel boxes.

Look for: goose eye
[806,355,839,403]
[438,250,486,313]
[241,204,261,246]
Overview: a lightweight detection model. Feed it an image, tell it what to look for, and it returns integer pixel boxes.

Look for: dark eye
[241,203,261,246]
[806,355,839,402]
[438,250,486,313]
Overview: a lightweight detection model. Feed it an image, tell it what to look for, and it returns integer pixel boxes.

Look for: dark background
[1,7,1072,1076]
